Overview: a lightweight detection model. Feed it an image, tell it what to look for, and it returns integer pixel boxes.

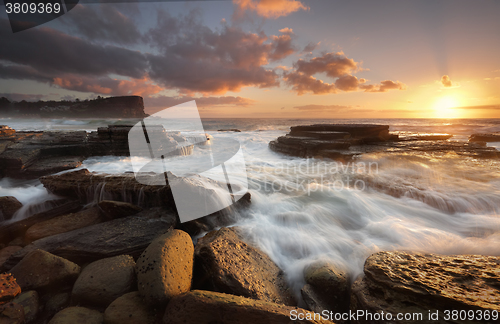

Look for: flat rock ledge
[0,124,197,179]
[351,251,500,324]
[270,124,500,160]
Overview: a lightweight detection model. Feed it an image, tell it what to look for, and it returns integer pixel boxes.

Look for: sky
[1,0,499,118]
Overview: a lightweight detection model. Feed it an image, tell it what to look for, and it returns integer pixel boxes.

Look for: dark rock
[48,307,103,324]
[289,124,390,140]
[0,121,195,180]
[25,206,104,243]
[0,302,25,324]
[0,274,21,305]
[44,293,70,318]
[218,129,241,132]
[269,135,351,159]
[350,251,500,324]
[72,255,136,307]
[0,247,22,268]
[40,169,175,209]
[104,292,157,324]
[11,291,39,323]
[469,133,500,142]
[10,249,80,292]
[301,261,350,319]
[413,134,453,140]
[163,290,333,324]
[98,201,142,219]
[193,227,296,306]
[0,200,81,244]
[136,229,193,306]
[3,214,176,270]
[0,126,15,137]
[0,197,22,221]
[7,238,24,248]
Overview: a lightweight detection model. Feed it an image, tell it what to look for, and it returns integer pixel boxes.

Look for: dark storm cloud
[146,10,294,93]
[0,19,148,79]
[59,4,142,45]
[0,64,53,83]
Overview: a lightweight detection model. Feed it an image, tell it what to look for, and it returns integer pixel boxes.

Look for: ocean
[1,117,500,296]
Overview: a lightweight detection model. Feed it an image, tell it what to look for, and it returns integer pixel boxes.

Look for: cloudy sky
[1,0,499,118]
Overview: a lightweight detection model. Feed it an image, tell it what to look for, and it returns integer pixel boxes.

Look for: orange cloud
[233,0,309,19]
[360,80,407,93]
[441,75,453,87]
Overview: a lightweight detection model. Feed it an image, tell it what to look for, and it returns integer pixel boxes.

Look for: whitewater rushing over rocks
[1,118,500,309]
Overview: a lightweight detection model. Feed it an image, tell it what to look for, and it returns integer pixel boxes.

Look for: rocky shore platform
[269,124,500,160]
[0,125,196,179]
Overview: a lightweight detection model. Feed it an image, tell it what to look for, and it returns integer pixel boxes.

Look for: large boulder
[10,249,80,291]
[48,307,103,324]
[351,251,500,324]
[72,255,136,307]
[40,169,175,208]
[469,133,500,142]
[11,291,39,323]
[0,274,21,305]
[104,292,157,324]
[193,227,296,306]
[301,261,350,317]
[136,230,194,306]
[0,197,22,221]
[3,214,175,269]
[163,290,333,324]
[25,207,104,243]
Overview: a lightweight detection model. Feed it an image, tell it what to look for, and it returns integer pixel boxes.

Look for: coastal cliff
[0,96,147,118]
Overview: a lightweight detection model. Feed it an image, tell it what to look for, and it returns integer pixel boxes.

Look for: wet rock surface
[0,197,23,221]
[0,200,81,244]
[40,169,176,209]
[351,251,500,323]
[104,292,157,324]
[193,227,296,306]
[0,302,25,324]
[163,290,333,324]
[10,249,80,292]
[71,255,136,307]
[4,215,176,269]
[136,229,194,306]
[24,206,104,243]
[302,261,350,318]
[469,133,500,142]
[11,291,39,323]
[97,200,142,219]
[270,124,500,160]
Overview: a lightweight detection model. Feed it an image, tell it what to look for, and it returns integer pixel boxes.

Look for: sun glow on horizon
[433,96,462,118]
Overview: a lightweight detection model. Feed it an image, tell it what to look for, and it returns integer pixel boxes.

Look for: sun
[433,96,462,118]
